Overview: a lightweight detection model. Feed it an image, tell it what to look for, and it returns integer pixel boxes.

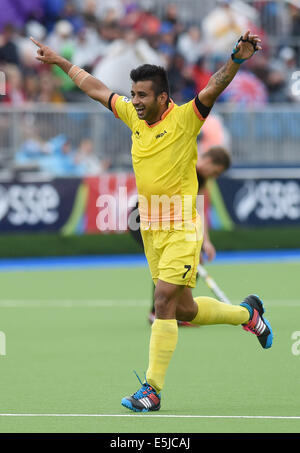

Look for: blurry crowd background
[1,0,300,106]
[1,0,300,177]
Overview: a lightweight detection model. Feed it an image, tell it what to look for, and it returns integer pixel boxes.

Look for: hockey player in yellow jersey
[31,30,273,412]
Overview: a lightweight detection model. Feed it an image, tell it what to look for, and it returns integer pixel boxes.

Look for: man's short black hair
[130,64,170,102]
[203,146,231,171]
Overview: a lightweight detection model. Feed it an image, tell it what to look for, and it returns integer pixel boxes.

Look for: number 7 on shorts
[182,265,192,279]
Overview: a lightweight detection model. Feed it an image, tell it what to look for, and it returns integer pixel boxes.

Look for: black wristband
[108,92,116,111]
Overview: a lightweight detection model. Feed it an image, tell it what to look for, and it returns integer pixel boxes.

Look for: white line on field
[0,413,299,420]
[0,299,298,308]
[0,300,150,307]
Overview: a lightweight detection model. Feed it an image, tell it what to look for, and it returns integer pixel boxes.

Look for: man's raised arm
[198,30,262,108]
[30,37,113,108]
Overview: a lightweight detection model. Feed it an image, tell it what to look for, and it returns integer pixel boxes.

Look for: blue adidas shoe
[240,294,273,349]
[121,372,161,412]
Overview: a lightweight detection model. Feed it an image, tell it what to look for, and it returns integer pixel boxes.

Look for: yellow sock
[191,296,250,326]
[146,319,178,393]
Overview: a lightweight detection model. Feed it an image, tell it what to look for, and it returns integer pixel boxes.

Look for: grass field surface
[0,258,299,433]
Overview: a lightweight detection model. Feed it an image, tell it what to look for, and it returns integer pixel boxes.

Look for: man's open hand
[233,30,262,60]
[30,37,60,65]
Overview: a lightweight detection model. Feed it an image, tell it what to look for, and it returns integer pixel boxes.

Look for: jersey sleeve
[178,96,211,136]
[110,94,136,130]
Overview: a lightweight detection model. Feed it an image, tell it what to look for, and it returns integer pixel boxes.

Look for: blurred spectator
[61,0,85,34]
[219,69,268,106]
[98,20,123,43]
[47,20,75,54]
[16,134,78,176]
[15,137,50,166]
[120,1,161,38]
[180,65,198,102]
[37,134,77,176]
[258,0,291,38]
[289,3,300,37]
[36,72,65,103]
[167,53,197,103]
[43,0,66,32]
[17,20,47,71]
[249,48,294,103]
[0,24,20,66]
[47,21,77,97]
[132,1,161,38]
[74,138,110,175]
[15,134,109,176]
[279,46,298,73]
[192,56,212,93]
[23,72,40,102]
[266,67,288,103]
[247,53,270,87]
[202,0,257,63]
[93,27,164,96]
[76,0,126,22]
[2,64,26,105]
[177,25,206,65]
[197,113,232,155]
[157,22,177,61]
[162,2,184,39]
[78,0,99,26]
[277,46,300,103]
[264,48,296,103]
[288,3,300,65]
[72,26,107,70]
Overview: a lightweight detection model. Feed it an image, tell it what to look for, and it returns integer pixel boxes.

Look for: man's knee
[175,288,198,322]
[154,281,180,318]
[175,304,196,322]
[154,291,174,315]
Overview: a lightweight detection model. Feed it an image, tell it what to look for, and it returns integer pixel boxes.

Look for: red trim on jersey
[111,94,120,118]
[192,98,206,122]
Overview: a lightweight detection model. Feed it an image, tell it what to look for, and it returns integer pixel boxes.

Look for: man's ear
[159,92,169,106]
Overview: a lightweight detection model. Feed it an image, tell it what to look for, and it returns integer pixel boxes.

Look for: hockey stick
[197,264,232,305]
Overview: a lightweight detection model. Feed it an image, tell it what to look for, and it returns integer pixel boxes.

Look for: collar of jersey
[144,99,174,128]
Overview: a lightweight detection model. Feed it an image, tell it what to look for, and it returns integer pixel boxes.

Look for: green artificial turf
[0,262,299,433]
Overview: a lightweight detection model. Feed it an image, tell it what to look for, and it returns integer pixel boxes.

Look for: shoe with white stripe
[121,372,161,412]
[240,295,273,349]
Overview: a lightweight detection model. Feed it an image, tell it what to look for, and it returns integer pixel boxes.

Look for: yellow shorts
[140,217,203,288]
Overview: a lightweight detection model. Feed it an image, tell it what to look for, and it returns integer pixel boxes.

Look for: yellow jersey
[111,94,207,228]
